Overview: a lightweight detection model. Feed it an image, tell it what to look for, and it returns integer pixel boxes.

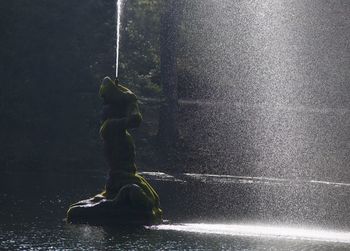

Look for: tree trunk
[157,0,182,147]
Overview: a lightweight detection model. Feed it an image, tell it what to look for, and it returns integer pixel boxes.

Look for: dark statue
[66,77,162,225]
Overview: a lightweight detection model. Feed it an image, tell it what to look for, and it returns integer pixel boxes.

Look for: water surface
[1,172,349,250]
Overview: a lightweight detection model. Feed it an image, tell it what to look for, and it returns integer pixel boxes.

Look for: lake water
[1,172,350,250]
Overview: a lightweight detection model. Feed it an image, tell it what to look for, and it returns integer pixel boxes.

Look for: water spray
[115,0,123,79]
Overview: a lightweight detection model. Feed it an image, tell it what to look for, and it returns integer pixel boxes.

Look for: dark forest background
[0,0,197,174]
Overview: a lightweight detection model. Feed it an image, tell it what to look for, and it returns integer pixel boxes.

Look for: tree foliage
[119,0,162,96]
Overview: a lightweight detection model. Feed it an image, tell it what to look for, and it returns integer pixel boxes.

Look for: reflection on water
[152,223,350,244]
[1,221,350,250]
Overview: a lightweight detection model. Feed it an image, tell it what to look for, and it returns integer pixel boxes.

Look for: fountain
[1,0,349,250]
[65,0,164,225]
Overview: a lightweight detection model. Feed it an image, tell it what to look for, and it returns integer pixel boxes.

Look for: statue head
[99,76,134,105]
[99,76,121,104]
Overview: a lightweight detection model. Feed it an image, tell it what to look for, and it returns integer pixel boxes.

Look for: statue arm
[100,96,142,139]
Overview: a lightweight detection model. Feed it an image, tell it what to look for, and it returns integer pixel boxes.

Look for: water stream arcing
[115,0,123,78]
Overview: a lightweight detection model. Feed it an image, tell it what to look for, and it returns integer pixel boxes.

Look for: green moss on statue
[66,77,162,224]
